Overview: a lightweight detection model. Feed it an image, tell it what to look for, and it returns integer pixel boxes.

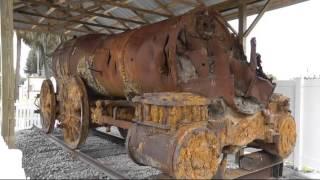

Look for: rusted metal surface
[39,6,297,179]
[224,151,283,179]
[127,92,296,178]
[52,7,274,109]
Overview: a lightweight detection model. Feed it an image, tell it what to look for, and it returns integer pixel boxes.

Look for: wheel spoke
[61,76,89,149]
[40,79,56,133]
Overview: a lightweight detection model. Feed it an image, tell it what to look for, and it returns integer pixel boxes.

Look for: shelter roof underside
[13,0,307,36]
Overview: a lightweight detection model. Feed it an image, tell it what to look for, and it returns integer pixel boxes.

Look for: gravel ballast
[15,127,161,179]
[15,127,304,179]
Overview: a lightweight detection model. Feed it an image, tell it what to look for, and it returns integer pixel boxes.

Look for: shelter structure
[1,0,307,147]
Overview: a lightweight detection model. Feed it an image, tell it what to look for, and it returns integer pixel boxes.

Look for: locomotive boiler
[39,7,296,179]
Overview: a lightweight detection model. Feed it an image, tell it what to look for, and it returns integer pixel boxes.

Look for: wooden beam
[14,27,77,36]
[196,0,206,6]
[132,10,151,24]
[24,0,145,25]
[32,7,57,29]
[101,0,172,18]
[15,10,127,31]
[107,12,131,29]
[107,1,180,31]
[177,0,199,7]
[238,1,247,51]
[65,0,135,34]
[26,0,68,29]
[15,35,21,100]
[0,0,15,147]
[14,19,92,34]
[244,0,271,37]
[154,0,175,16]
[49,4,102,33]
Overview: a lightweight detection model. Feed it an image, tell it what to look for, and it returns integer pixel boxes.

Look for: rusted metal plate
[225,151,283,179]
[52,7,274,109]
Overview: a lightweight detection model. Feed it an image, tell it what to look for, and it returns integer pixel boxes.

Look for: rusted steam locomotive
[39,7,296,179]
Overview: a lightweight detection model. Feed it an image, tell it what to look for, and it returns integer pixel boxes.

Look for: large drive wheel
[62,76,89,149]
[40,79,56,133]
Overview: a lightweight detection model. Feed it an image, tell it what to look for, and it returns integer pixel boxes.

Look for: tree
[24,49,38,75]
[16,30,70,78]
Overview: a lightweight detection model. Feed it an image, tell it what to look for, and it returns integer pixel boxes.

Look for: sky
[14,0,320,80]
[229,0,320,80]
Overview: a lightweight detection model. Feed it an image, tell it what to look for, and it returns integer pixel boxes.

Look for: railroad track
[34,126,128,179]
[34,126,285,179]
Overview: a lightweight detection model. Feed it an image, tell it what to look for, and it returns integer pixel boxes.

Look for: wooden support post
[238,1,247,52]
[15,35,21,100]
[236,1,247,162]
[0,0,15,147]
[244,0,271,37]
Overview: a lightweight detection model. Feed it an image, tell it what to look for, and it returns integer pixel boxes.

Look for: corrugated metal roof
[13,0,308,36]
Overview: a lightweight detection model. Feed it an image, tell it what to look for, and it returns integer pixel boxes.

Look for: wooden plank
[0,0,15,148]
[24,0,146,25]
[99,0,172,18]
[14,27,77,36]
[15,10,128,31]
[15,35,21,100]
[244,0,271,37]
[65,0,134,34]
[238,1,247,51]
[14,19,92,34]
[154,0,175,16]
[48,4,103,33]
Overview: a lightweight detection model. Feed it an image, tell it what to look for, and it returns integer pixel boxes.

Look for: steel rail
[34,126,127,179]
[90,129,125,146]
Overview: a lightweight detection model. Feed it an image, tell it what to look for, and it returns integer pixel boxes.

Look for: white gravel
[16,128,110,179]
[15,127,161,179]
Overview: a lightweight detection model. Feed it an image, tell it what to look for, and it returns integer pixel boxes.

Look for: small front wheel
[40,79,56,134]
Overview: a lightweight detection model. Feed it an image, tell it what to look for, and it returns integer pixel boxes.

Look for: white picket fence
[14,100,41,131]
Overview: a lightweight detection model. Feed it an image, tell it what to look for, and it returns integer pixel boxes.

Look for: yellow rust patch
[224,112,266,146]
[134,93,209,129]
[174,130,219,179]
[274,114,296,158]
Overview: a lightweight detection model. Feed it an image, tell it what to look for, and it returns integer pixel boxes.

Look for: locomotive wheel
[40,79,56,133]
[62,76,89,149]
[275,115,296,158]
[118,127,128,139]
[259,114,296,158]
[173,127,221,179]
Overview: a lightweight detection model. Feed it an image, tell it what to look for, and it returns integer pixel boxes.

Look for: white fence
[14,100,41,131]
[275,78,320,171]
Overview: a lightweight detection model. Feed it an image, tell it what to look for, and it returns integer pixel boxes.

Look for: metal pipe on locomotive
[39,7,296,179]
